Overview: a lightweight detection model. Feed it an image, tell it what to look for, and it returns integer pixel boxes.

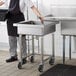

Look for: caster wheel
[38,65,43,72]
[30,56,34,63]
[49,58,54,65]
[22,58,27,65]
[18,62,22,69]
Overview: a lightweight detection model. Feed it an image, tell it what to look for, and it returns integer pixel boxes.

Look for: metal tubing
[52,33,55,60]
[63,35,66,64]
[19,35,23,64]
[32,35,35,57]
[28,35,30,55]
[69,36,71,60]
[38,38,40,53]
[41,36,44,64]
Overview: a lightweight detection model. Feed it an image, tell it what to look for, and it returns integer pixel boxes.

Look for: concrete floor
[0,50,76,76]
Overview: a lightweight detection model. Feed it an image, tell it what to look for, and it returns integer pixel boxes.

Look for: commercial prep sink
[14,20,58,36]
[45,16,76,64]
[14,20,58,72]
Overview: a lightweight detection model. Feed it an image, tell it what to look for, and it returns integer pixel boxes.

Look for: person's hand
[38,16,44,24]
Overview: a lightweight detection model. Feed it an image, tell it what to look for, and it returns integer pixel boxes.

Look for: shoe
[6,56,18,63]
[22,57,27,65]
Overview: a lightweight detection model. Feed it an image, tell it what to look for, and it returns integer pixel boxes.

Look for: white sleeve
[25,0,34,8]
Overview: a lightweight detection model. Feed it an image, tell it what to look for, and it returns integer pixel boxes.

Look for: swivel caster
[38,64,43,72]
[30,56,34,63]
[22,58,27,64]
[49,57,54,65]
[18,62,22,69]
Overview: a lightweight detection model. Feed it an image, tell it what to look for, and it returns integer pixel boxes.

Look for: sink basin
[14,20,58,36]
[44,17,76,35]
[61,20,76,35]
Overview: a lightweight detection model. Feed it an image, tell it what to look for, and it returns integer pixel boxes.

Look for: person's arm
[0,0,5,6]
[25,0,44,23]
[31,5,44,23]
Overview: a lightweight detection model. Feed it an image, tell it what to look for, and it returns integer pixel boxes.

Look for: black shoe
[22,58,27,65]
[6,56,18,63]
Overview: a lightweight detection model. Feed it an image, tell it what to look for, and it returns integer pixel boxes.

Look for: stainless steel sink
[14,20,58,36]
[14,20,58,71]
[44,17,76,35]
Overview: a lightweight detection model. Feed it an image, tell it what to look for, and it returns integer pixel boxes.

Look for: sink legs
[63,35,72,64]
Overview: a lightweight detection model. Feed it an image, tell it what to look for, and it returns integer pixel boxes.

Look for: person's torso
[9,0,21,14]
[6,0,26,13]
[4,0,33,14]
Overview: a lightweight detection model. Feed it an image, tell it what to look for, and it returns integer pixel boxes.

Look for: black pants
[7,12,25,36]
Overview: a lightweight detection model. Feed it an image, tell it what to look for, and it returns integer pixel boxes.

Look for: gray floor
[0,50,76,76]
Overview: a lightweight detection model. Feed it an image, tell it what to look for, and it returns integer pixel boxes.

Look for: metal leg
[19,35,23,63]
[52,33,55,60]
[18,35,23,69]
[38,38,40,54]
[41,36,44,65]
[63,35,66,64]
[49,33,55,65]
[30,35,35,63]
[32,36,34,55]
[38,36,44,72]
[28,35,30,54]
[69,36,71,60]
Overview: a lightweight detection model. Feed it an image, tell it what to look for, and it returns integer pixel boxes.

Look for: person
[0,0,44,63]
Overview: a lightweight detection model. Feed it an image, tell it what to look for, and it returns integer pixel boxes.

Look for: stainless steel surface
[63,35,66,64]
[15,20,57,71]
[52,33,55,59]
[19,35,23,64]
[61,20,76,35]
[32,35,34,59]
[69,36,72,60]
[41,36,44,64]
[14,20,57,36]
[44,17,76,21]
[44,17,76,35]
[27,35,30,55]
